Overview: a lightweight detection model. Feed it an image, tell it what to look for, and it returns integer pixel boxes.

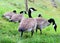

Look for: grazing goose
[9,11,27,22]
[2,10,16,20]
[36,14,57,34]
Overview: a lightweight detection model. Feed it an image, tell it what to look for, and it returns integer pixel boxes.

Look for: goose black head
[48,18,55,25]
[38,14,42,17]
[28,7,37,18]
[53,23,57,31]
[13,10,16,13]
[29,8,37,12]
[48,18,57,32]
[20,11,27,14]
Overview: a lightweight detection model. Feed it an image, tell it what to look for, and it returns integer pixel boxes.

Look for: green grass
[0,0,60,43]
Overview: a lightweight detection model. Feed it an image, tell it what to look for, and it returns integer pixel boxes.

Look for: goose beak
[32,8,37,11]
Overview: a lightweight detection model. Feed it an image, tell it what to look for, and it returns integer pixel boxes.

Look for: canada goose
[2,10,16,20]
[9,11,27,22]
[36,14,57,34]
[18,18,37,37]
[18,8,37,37]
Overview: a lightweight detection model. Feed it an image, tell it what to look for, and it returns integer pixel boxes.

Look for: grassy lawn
[0,0,60,43]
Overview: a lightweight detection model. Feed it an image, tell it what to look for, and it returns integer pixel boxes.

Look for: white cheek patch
[5,16,10,19]
[53,24,55,27]
[30,9,34,12]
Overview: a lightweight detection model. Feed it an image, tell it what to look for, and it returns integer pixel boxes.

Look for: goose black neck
[48,18,57,31]
[48,18,55,25]
[28,9,32,18]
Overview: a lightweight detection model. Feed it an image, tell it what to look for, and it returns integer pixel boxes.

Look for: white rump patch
[5,16,10,19]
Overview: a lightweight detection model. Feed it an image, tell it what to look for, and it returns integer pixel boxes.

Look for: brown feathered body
[3,12,16,19]
[36,17,57,34]
[19,18,37,32]
[36,17,50,29]
[10,14,23,22]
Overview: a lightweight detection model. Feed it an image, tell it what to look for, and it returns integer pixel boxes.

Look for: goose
[2,10,16,20]
[18,8,37,37]
[9,11,27,22]
[36,14,57,34]
[18,18,37,37]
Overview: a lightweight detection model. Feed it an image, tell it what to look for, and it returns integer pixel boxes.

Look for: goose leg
[31,30,34,36]
[21,31,23,37]
[36,28,38,32]
[40,29,42,34]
